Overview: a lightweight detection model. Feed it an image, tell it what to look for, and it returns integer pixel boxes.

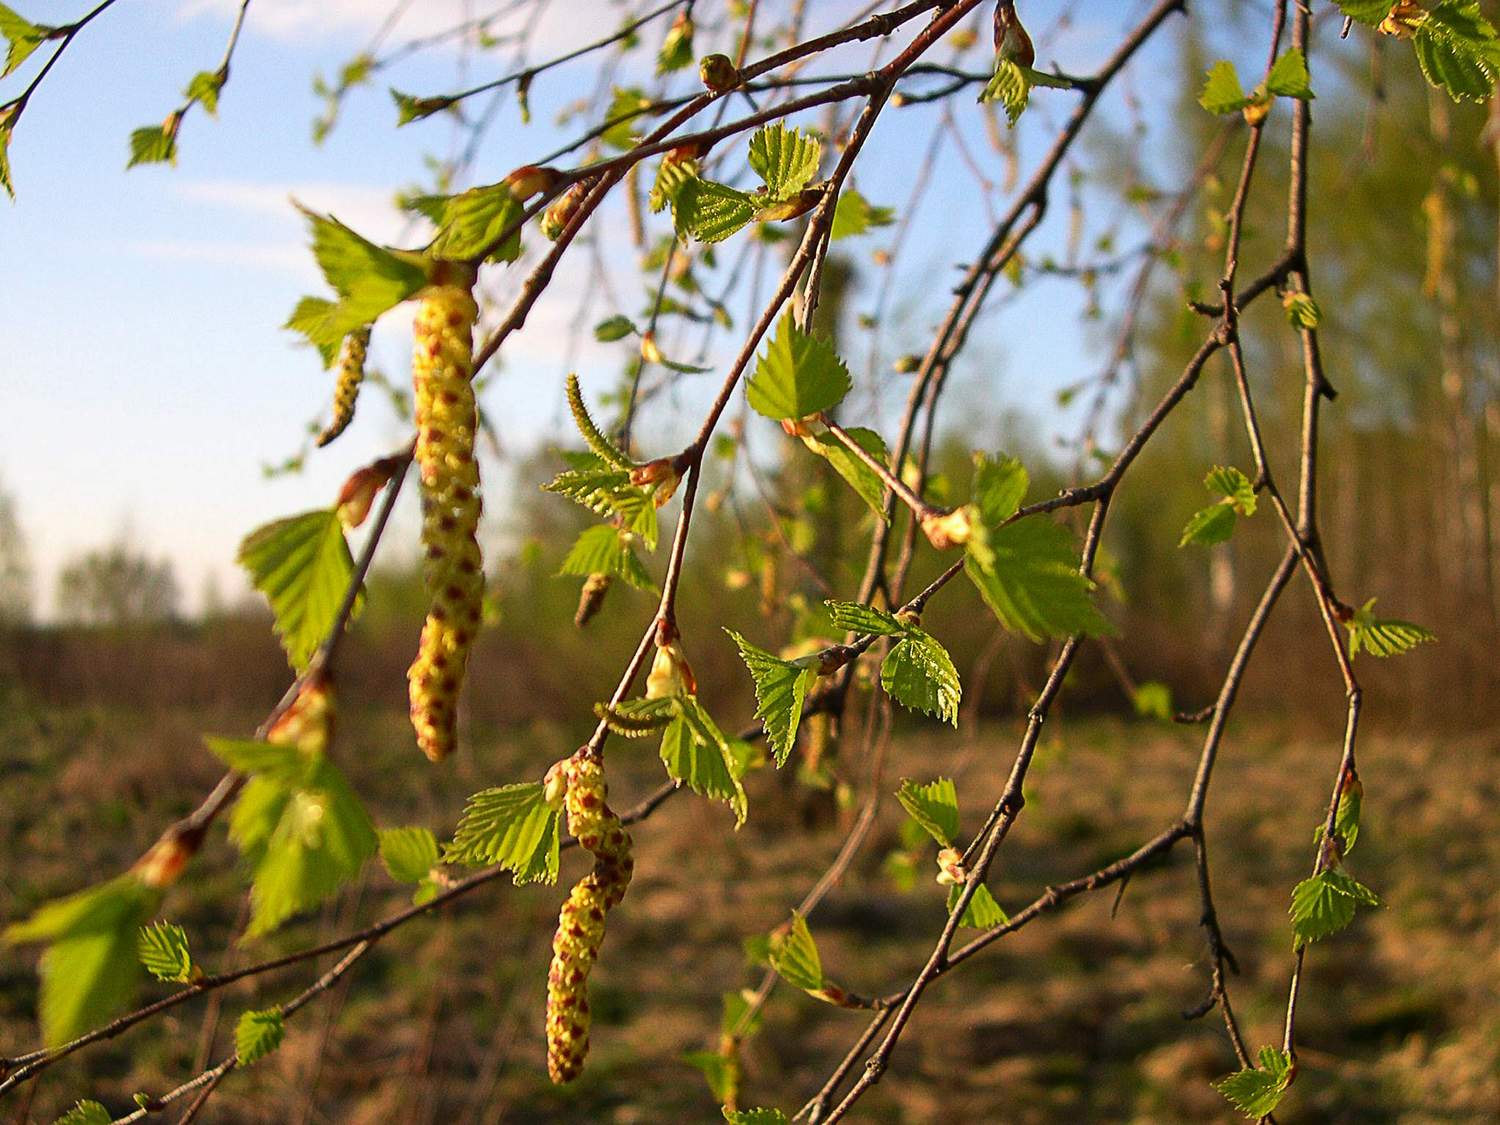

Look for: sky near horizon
[1,0,1246,618]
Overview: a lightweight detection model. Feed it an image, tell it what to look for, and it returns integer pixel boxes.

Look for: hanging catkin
[407,265,483,762]
[545,750,634,1083]
[316,325,371,447]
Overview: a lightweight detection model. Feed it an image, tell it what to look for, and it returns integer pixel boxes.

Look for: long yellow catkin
[545,751,634,1083]
[316,325,371,447]
[407,268,483,762]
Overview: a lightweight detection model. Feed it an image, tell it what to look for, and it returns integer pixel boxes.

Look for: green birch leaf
[559,525,656,592]
[0,4,49,78]
[1205,466,1257,515]
[748,123,822,200]
[0,116,14,200]
[1265,48,1314,99]
[237,508,360,672]
[1199,59,1252,114]
[746,311,851,421]
[965,518,1109,641]
[137,920,193,982]
[1289,868,1380,948]
[290,208,429,346]
[946,882,1007,928]
[804,427,892,519]
[235,1006,285,1065]
[390,90,458,125]
[824,599,907,637]
[601,86,652,149]
[1336,0,1398,23]
[880,629,961,725]
[972,452,1028,526]
[594,313,638,342]
[980,57,1030,124]
[54,1101,111,1125]
[767,912,823,992]
[184,69,225,115]
[241,756,378,936]
[1345,598,1436,658]
[673,176,756,243]
[1215,1046,1293,1119]
[830,189,895,241]
[445,781,561,882]
[896,777,960,845]
[1179,502,1237,547]
[429,183,524,263]
[127,124,177,168]
[661,701,747,825]
[1413,2,1500,103]
[726,630,815,766]
[5,874,160,1046]
[378,827,440,883]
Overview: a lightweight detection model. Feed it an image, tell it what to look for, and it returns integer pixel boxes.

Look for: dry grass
[1,683,1496,1123]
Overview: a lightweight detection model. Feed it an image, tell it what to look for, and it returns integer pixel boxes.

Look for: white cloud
[123,238,310,272]
[169,178,412,241]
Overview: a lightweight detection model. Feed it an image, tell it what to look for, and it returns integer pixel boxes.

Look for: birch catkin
[316,325,371,447]
[407,266,483,762]
[545,750,634,1083]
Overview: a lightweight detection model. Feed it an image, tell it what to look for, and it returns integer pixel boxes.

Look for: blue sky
[1,0,1265,616]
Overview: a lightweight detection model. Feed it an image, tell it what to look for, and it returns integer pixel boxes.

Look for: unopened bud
[336,455,399,529]
[268,670,336,756]
[699,53,740,93]
[921,506,973,550]
[574,572,611,628]
[504,163,563,200]
[134,832,193,889]
[640,330,665,365]
[645,639,697,700]
[935,846,966,886]
[630,457,682,507]
[543,760,569,808]
[1378,1,1424,38]
[994,2,1036,67]
[756,185,825,223]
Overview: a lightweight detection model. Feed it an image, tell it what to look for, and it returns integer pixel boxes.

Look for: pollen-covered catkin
[316,326,371,447]
[407,267,483,762]
[546,750,634,1084]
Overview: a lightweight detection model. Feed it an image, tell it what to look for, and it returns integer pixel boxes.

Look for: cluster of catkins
[407,265,485,762]
[544,749,634,1083]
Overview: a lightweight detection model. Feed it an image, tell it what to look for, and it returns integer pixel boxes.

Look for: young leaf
[1215,1046,1294,1120]
[726,630,815,766]
[127,124,177,168]
[830,189,895,241]
[824,599,906,637]
[184,70,226,115]
[747,123,822,201]
[724,1110,790,1125]
[1199,60,1252,114]
[947,883,1008,928]
[0,4,50,78]
[767,912,823,992]
[291,208,429,346]
[980,58,1030,125]
[745,312,852,421]
[656,13,694,74]
[1265,47,1314,99]
[0,116,14,200]
[1179,502,1237,547]
[881,629,961,725]
[239,756,378,936]
[445,781,561,883]
[237,508,360,672]
[1413,2,1500,103]
[594,313,638,342]
[1345,598,1436,658]
[1336,0,1397,23]
[972,452,1028,526]
[428,183,524,263]
[1283,290,1322,329]
[673,176,756,243]
[1289,868,1380,948]
[1133,681,1175,721]
[560,525,656,592]
[235,1006,285,1065]
[378,827,440,883]
[1334,772,1363,854]
[566,372,633,469]
[54,1101,111,1125]
[664,699,749,825]
[685,1049,737,1104]
[803,427,892,519]
[207,736,314,788]
[965,519,1110,642]
[896,777,960,846]
[390,90,458,124]
[137,920,193,983]
[601,86,652,149]
[5,874,161,1046]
